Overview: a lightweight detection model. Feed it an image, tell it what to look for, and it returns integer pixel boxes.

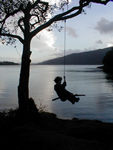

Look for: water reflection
[30,65,57,109]
[0,65,113,122]
[0,66,19,110]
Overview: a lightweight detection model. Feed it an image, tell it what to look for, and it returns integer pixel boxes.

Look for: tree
[103,48,113,73]
[0,0,110,111]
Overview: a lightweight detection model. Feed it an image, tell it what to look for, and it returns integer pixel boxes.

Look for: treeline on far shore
[0,61,19,65]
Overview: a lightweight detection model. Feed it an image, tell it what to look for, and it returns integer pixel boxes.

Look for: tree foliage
[0,0,110,45]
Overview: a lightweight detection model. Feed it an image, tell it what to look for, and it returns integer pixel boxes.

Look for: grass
[0,100,113,150]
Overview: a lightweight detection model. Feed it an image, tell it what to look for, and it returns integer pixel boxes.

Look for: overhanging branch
[30,2,88,38]
[89,0,109,5]
[30,0,110,38]
[60,9,83,20]
[0,33,24,44]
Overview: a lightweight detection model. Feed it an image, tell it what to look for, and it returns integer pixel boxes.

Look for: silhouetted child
[54,76,79,104]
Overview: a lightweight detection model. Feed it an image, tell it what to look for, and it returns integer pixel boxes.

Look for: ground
[0,109,113,150]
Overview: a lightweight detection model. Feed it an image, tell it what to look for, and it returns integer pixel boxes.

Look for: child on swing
[54,76,79,104]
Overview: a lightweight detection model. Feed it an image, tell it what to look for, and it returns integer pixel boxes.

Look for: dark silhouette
[1,109,113,150]
[0,0,109,111]
[0,61,19,65]
[38,47,113,65]
[103,48,113,74]
[54,76,80,104]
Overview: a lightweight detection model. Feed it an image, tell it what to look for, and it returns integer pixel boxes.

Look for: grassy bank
[0,109,113,150]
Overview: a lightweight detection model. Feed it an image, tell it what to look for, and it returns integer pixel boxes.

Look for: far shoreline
[0,61,19,65]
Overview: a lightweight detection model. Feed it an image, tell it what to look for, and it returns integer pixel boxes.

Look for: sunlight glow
[43,30,56,48]
[106,42,113,47]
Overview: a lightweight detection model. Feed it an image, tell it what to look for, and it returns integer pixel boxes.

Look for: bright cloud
[31,29,57,62]
[106,42,113,47]
[31,29,56,50]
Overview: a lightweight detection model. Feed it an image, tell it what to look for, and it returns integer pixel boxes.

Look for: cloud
[95,18,113,34]
[66,26,78,38]
[31,29,56,51]
[31,29,58,62]
[96,40,103,44]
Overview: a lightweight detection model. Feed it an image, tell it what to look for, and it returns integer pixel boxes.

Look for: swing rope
[64,19,67,78]
[63,1,68,79]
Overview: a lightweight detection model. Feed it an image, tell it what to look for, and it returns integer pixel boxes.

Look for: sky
[0,0,113,63]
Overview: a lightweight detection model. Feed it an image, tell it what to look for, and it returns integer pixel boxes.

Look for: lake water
[0,65,113,122]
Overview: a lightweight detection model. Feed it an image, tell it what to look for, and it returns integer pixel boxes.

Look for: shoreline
[0,109,113,150]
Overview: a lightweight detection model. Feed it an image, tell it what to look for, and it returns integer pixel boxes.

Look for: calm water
[0,65,113,122]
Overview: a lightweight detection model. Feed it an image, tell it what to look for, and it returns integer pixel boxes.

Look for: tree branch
[30,3,86,38]
[29,0,48,12]
[18,18,25,33]
[57,1,89,21]
[89,0,109,5]
[0,33,24,44]
[30,0,110,38]
[60,9,83,20]
[0,2,24,24]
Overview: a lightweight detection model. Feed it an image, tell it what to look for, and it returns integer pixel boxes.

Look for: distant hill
[38,47,113,65]
[0,61,19,65]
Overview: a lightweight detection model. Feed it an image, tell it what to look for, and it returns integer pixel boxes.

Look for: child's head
[54,76,62,83]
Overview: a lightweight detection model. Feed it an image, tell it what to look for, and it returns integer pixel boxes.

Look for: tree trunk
[18,39,31,110]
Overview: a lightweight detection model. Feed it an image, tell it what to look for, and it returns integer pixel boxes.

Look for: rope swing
[53,1,86,104]
[63,19,67,78]
[63,0,69,79]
